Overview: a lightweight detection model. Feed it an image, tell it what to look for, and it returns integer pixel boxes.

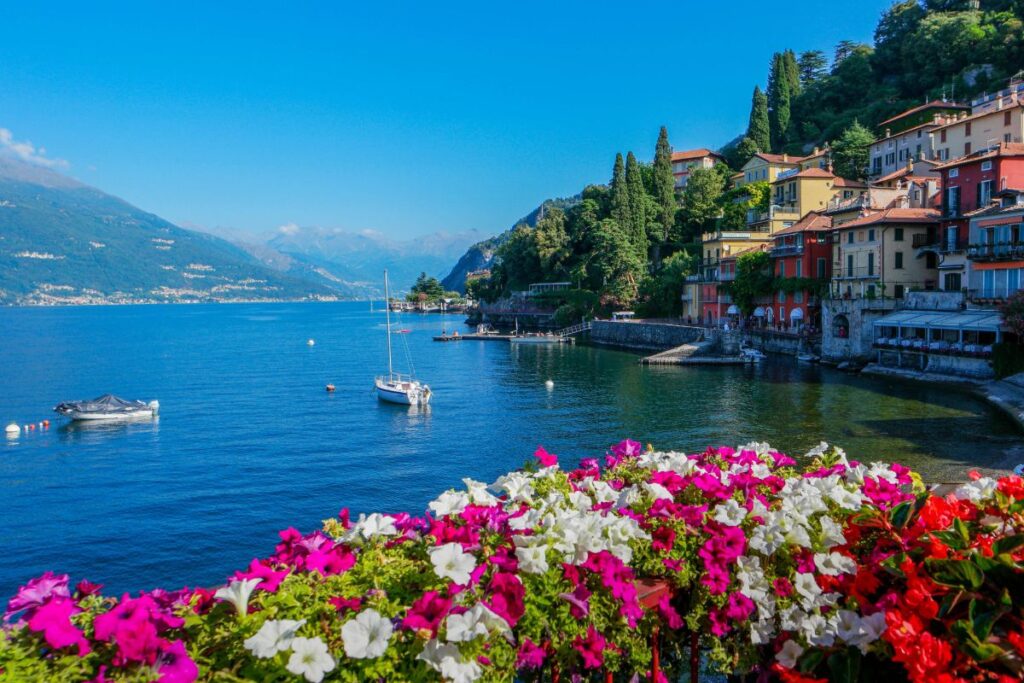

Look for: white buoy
[5,423,20,436]
[545,379,554,390]
[307,339,316,346]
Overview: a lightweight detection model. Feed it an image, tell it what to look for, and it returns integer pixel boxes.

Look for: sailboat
[375,270,432,406]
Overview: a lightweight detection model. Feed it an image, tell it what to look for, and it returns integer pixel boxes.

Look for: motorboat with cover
[54,394,160,421]
[376,270,432,406]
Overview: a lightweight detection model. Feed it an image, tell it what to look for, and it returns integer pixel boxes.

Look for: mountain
[256,225,483,297]
[441,195,581,293]
[0,154,339,305]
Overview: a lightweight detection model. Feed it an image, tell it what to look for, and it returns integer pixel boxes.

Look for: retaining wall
[588,321,704,352]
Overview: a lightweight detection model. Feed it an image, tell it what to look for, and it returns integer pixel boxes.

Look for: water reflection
[56,417,160,444]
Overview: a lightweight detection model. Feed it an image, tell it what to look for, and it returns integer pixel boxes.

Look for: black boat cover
[54,394,149,415]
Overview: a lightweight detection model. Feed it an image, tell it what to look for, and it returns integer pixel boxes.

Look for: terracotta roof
[877,100,968,129]
[871,120,942,145]
[834,207,940,229]
[671,148,724,162]
[933,142,1024,170]
[793,167,834,178]
[754,152,803,165]
[930,101,1024,132]
[720,245,766,262]
[773,211,832,237]
[833,177,868,188]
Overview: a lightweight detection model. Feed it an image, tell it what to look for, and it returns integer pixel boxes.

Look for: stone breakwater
[588,321,704,352]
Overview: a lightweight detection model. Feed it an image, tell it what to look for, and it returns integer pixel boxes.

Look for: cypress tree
[652,126,676,248]
[610,152,630,229]
[746,86,770,153]
[783,49,801,98]
[768,53,791,152]
[624,151,649,264]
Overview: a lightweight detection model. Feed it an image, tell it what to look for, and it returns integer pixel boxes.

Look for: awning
[872,309,1004,333]
[726,305,739,315]
[753,307,765,317]
[790,308,804,319]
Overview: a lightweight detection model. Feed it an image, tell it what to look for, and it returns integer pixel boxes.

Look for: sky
[0,1,895,241]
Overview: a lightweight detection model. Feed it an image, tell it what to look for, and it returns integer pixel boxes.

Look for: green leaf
[827,649,862,683]
[880,552,907,578]
[798,648,825,673]
[890,501,912,528]
[929,530,967,550]
[953,517,970,543]
[969,599,1001,641]
[925,558,984,589]
[992,534,1024,556]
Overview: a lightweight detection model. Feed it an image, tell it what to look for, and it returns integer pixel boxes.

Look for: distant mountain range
[0,154,481,304]
[440,196,581,293]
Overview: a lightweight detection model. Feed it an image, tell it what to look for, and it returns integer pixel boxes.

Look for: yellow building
[930,78,1024,162]
[737,152,800,186]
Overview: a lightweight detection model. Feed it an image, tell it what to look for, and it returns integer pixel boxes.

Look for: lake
[0,301,1020,598]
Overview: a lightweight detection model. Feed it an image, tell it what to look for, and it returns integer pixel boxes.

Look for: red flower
[997,475,1024,499]
[573,626,606,669]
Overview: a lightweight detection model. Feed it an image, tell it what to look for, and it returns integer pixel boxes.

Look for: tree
[679,166,727,242]
[625,151,650,265]
[834,40,860,66]
[783,49,801,98]
[408,272,445,301]
[591,218,643,304]
[610,152,630,230]
[735,136,761,165]
[534,208,571,277]
[720,180,770,230]
[652,127,677,259]
[636,251,696,317]
[797,50,829,86]
[831,120,875,179]
[729,251,773,314]
[496,225,541,290]
[745,86,771,152]
[768,53,793,151]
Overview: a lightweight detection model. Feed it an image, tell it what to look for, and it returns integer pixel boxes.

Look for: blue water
[0,302,1019,598]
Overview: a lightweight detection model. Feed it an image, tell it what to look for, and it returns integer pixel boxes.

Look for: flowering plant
[1,440,1022,682]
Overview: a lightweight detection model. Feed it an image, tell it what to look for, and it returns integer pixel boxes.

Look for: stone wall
[588,321,704,352]
[873,349,995,379]
[741,330,819,357]
[822,298,901,362]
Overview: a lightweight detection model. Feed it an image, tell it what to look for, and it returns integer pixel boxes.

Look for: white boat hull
[509,336,562,344]
[64,409,157,421]
[375,378,431,406]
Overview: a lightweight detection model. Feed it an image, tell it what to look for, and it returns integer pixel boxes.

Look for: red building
[933,143,1024,291]
[769,211,833,331]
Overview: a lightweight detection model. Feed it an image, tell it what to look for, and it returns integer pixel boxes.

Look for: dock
[640,341,746,366]
[433,333,516,342]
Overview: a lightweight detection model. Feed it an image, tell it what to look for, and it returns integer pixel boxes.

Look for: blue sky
[0,1,894,240]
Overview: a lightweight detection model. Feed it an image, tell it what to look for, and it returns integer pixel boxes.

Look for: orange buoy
[42,420,49,428]
[325,384,336,392]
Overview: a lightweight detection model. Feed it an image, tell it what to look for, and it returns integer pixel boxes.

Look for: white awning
[727,305,739,315]
[872,309,1004,333]
[753,307,765,317]
[790,308,804,319]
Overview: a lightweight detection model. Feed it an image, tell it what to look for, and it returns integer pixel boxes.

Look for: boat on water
[376,271,432,406]
[797,352,820,363]
[740,346,767,362]
[54,394,159,421]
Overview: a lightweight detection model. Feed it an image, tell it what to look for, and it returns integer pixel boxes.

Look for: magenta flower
[329,596,362,614]
[651,526,676,553]
[5,571,70,620]
[773,577,794,598]
[26,598,90,656]
[156,639,198,683]
[485,572,525,627]
[724,593,755,622]
[401,591,451,635]
[534,446,558,467]
[657,594,684,629]
[75,580,104,599]
[558,584,591,619]
[233,560,289,592]
[517,638,546,669]
[573,625,607,669]
[708,608,731,636]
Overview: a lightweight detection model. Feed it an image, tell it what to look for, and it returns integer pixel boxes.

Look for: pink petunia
[156,639,198,683]
[402,591,451,635]
[534,446,558,467]
[485,572,525,627]
[558,584,591,619]
[516,638,546,669]
[573,625,607,669]
[233,560,290,592]
[26,598,90,656]
[5,572,70,620]
[657,594,684,629]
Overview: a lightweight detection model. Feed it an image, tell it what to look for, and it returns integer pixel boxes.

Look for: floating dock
[640,342,746,366]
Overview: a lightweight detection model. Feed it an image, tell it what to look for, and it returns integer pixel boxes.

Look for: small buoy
[307,339,316,346]
[5,423,19,436]
[545,380,554,390]
[28,424,35,431]
[42,420,49,428]
[325,384,336,392]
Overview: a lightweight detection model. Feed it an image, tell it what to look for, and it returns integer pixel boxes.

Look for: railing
[966,242,1024,261]
[832,267,878,279]
[827,195,870,213]
[967,288,1012,303]
[555,321,593,337]
[912,233,937,249]
[770,244,804,257]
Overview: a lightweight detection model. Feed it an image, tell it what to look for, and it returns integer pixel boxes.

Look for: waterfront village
[450,77,1024,395]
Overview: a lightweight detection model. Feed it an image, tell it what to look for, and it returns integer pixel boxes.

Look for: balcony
[912,233,937,249]
[746,204,801,226]
[832,266,878,280]
[827,195,870,214]
[770,244,804,257]
[703,228,770,242]
[966,242,1024,261]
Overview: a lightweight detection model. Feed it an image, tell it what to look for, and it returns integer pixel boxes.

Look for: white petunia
[286,636,335,683]
[814,552,857,576]
[955,477,998,502]
[818,515,848,548]
[214,578,262,617]
[462,478,498,506]
[429,491,471,517]
[643,482,674,501]
[359,513,398,539]
[491,472,534,503]
[713,498,747,526]
[794,572,822,608]
[514,542,549,574]
[441,656,483,683]
[244,618,306,658]
[341,608,393,659]
[445,604,508,643]
[429,543,477,585]
[417,638,460,671]
[775,639,804,669]
[800,613,835,647]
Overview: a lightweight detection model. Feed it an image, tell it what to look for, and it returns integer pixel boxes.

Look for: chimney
[885,128,891,138]
[813,146,820,155]
[907,158,914,172]
[783,153,789,162]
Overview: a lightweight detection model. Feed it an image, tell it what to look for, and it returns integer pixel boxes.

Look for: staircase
[555,321,593,338]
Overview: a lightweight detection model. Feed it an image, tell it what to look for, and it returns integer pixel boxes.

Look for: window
[964,142,971,155]
[979,179,993,207]
[946,186,961,216]
[779,307,785,322]
[981,160,993,171]
[895,251,904,269]
[868,229,876,242]
[949,168,959,178]
[894,228,904,241]
[944,273,961,291]
[1005,110,1012,126]
[794,290,803,303]
[778,290,786,303]
[917,130,922,138]
[867,252,875,276]
[965,121,972,136]
[894,284,905,298]
[983,270,995,297]
[1006,133,1013,143]
[778,262,785,277]
[795,260,802,277]
[916,144,922,158]
[846,253,854,275]
[885,152,896,166]
[1008,268,1020,295]
[817,257,826,277]
[847,232,854,244]
[940,129,947,143]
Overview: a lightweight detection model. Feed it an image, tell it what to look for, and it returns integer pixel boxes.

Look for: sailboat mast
[384,270,393,376]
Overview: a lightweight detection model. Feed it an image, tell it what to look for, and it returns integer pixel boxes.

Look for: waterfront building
[929,77,1024,163]
[769,211,832,331]
[830,207,940,300]
[671,148,725,189]
[869,100,968,178]
[700,246,766,326]
[929,142,1024,292]
[964,188,1024,302]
